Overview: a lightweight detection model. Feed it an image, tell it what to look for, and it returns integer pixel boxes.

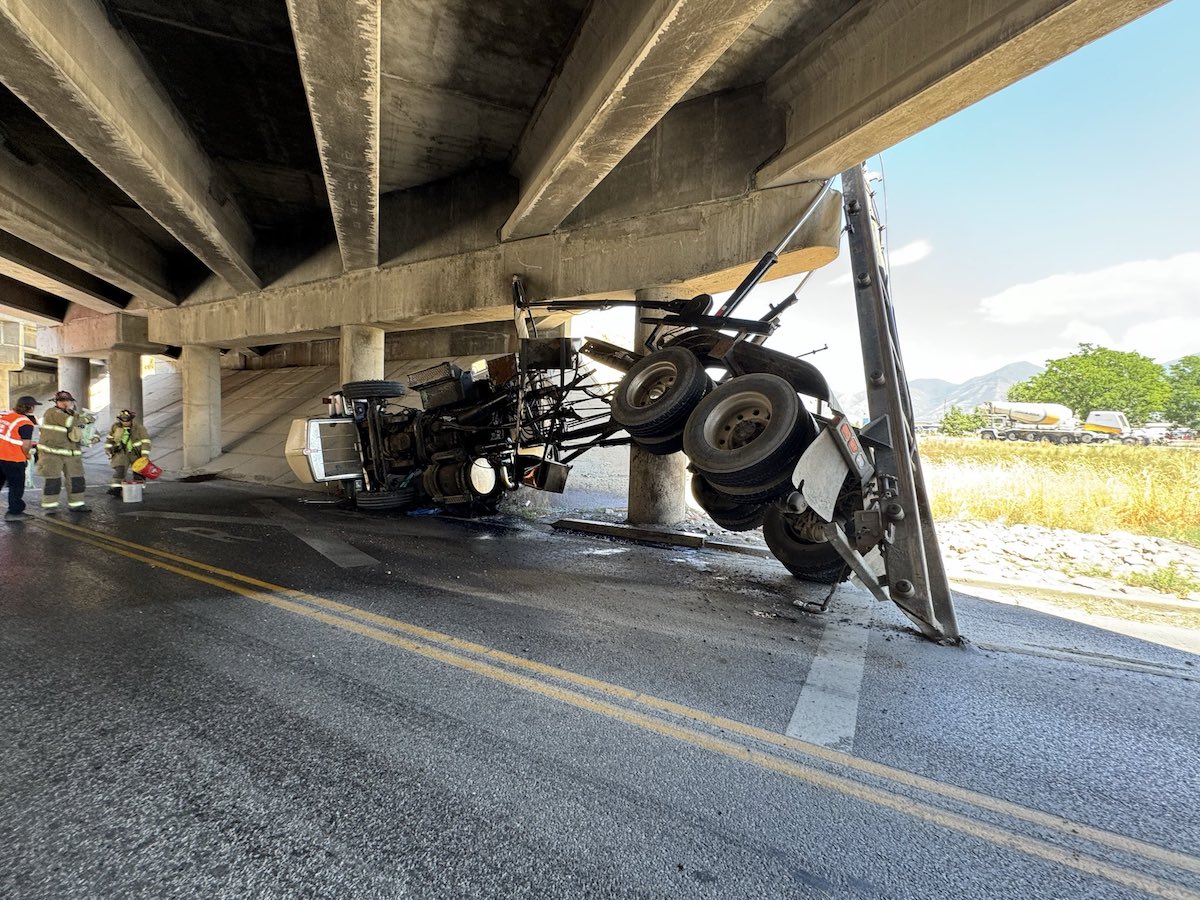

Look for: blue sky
[749,0,1200,396]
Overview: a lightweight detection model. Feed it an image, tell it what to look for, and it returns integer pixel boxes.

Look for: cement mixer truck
[979,402,1139,444]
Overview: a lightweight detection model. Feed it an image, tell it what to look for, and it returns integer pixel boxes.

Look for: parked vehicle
[978,401,1145,444]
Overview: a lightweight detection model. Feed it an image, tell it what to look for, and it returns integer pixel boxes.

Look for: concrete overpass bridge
[0,0,1168,480]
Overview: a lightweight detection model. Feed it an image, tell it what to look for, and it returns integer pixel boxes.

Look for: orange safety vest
[0,410,34,462]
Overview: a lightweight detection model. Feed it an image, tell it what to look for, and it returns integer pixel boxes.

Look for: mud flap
[791,429,848,522]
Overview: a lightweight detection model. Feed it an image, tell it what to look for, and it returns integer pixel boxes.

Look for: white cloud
[1060,320,1113,347]
[978,253,1200,324]
[1119,315,1200,364]
[828,239,931,285]
[887,239,933,267]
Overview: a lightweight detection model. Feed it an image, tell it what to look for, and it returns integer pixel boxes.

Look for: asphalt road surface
[2,478,1198,899]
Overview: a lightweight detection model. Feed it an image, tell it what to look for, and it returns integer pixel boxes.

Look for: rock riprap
[936,520,1200,600]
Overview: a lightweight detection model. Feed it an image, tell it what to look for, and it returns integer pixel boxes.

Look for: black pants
[1,459,26,514]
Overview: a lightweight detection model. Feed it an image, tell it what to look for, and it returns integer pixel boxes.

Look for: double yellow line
[34,516,1200,899]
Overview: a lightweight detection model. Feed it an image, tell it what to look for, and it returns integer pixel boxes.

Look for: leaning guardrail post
[840,164,960,642]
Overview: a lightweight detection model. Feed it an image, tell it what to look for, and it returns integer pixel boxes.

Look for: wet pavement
[2,476,1198,898]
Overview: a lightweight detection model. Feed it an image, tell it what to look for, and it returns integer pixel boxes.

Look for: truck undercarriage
[286,166,961,643]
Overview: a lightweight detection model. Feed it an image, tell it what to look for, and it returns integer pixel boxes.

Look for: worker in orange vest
[1,395,40,521]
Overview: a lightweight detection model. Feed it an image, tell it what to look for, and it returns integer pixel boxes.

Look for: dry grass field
[918,438,1200,548]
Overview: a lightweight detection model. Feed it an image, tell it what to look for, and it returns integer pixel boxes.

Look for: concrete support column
[58,356,89,409]
[182,345,221,470]
[108,349,143,416]
[0,367,13,407]
[627,288,688,525]
[340,324,385,386]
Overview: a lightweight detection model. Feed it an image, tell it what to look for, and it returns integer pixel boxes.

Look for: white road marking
[254,500,379,568]
[785,589,874,752]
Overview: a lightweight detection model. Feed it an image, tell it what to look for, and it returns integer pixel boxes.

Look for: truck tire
[762,505,849,584]
[683,374,816,489]
[610,348,709,439]
[634,431,685,456]
[690,475,766,532]
[980,431,996,440]
[356,487,415,510]
[343,379,407,400]
[705,470,795,504]
[1006,431,1020,441]
[1079,432,1095,444]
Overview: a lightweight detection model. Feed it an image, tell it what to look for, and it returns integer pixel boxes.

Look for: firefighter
[38,389,96,513]
[1,395,40,521]
[105,408,151,495]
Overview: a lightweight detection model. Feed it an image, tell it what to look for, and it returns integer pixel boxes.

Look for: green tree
[1006,343,1170,423]
[1165,354,1200,429]
[939,405,987,436]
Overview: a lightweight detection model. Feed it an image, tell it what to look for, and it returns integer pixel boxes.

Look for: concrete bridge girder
[0,148,173,308]
[0,0,260,293]
[759,0,1170,186]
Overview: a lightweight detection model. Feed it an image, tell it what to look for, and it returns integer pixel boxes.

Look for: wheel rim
[701,389,773,450]
[624,360,678,409]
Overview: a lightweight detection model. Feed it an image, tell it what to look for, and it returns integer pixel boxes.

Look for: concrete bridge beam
[0,149,173,307]
[0,277,69,326]
[0,231,132,315]
[501,0,775,241]
[0,0,260,292]
[759,0,1169,186]
[286,0,381,272]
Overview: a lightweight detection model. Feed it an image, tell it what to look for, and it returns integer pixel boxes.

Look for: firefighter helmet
[117,409,135,422]
[53,390,75,402]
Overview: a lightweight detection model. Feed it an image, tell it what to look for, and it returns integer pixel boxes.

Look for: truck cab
[1082,410,1132,439]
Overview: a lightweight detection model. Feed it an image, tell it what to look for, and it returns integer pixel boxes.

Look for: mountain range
[838,361,1044,424]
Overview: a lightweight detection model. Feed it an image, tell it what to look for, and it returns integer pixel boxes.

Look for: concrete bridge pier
[340,324,385,386]
[57,356,89,410]
[627,288,688,526]
[1,321,22,407]
[182,345,221,470]
[107,349,142,418]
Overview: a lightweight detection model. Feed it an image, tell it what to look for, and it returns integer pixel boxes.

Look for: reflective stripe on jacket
[39,407,80,451]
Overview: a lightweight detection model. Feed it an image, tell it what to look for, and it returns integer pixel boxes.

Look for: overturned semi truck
[285,167,960,642]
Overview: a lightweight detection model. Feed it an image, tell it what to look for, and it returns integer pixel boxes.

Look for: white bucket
[121,481,144,503]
